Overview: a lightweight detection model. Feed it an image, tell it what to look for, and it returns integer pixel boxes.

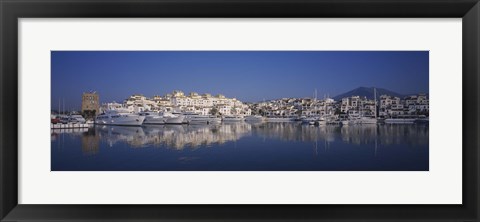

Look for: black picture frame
[1,0,479,221]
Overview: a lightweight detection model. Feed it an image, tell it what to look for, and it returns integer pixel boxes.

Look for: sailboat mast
[324,94,326,115]
[374,87,377,119]
[314,89,317,115]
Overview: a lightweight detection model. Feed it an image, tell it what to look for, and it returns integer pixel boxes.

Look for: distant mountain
[333,87,404,101]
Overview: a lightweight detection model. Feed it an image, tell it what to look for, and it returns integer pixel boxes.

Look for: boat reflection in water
[51,122,428,171]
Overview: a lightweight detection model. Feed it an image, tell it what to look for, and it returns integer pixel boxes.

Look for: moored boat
[163,112,185,124]
[301,116,319,125]
[51,115,61,124]
[222,115,245,122]
[315,120,327,126]
[69,114,86,124]
[354,117,378,124]
[140,111,165,124]
[184,113,220,124]
[95,110,145,126]
[208,116,222,124]
[244,115,265,122]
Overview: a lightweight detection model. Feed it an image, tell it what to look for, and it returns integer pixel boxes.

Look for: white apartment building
[341,96,375,116]
[378,94,429,117]
[118,90,251,115]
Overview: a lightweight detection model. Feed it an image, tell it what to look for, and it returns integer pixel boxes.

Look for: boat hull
[143,116,165,124]
[245,116,265,122]
[208,118,222,124]
[301,117,318,124]
[186,116,220,124]
[164,116,185,124]
[96,116,145,126]
[222,117,245,123]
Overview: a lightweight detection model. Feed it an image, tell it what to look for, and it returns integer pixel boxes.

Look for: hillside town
[112,90,252,116]
[86,90,428,118]
[50,88,429,128]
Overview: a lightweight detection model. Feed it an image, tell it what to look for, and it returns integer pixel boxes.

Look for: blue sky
[51,51,428,111]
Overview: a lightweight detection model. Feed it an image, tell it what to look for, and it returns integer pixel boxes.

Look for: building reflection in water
[251,123,428,146]
[81,130,100,155]
[95,123,252,150]
[51,123,428,155]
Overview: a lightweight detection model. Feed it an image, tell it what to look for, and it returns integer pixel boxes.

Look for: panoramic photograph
[51,51,429,171]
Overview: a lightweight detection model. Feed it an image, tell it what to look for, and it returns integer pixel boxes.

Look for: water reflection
[51,123,428,171]
[52,123,428,153]
[252,123,428,146]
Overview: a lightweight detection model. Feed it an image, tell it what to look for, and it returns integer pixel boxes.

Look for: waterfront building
[124,94,157,112]
[100,102,124,113]
[81,91,100,118]
[103,90,253,116]
[340,96,375,116]
[378,94,429,117]
[152,95,172,107]
[380,95,401,106]
[405,93,429,115]
[218,104,232,116]
[95,90,427,119]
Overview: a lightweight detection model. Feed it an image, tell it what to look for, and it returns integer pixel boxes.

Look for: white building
[116,90,252,116]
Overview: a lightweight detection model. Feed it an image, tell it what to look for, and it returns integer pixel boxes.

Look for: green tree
[334,108,342,115]
[82,110,96,120]
[209,107,219,116]
[258,109,265,116]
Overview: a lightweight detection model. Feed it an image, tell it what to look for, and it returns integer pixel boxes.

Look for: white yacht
[59,114,87,124]
[183,113,219,124]
[188,115,210,124]
[95,110,145,126]
[141,112,165,125]
[207,116,222,124]
[315,116,327,126]
[69,114,86,124]
[301,116,318,125]
[182,112,197,124]
[222,115,245,122]
[338,114,351,126]
[163,112,185,124]
[342,116,359,126]
[245,115,265,122]
[354,117,378,124]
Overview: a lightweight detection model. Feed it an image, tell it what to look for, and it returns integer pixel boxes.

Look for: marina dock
[51,123,91,129]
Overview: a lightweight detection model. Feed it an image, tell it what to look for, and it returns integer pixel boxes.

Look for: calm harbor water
[51,123,429,171]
